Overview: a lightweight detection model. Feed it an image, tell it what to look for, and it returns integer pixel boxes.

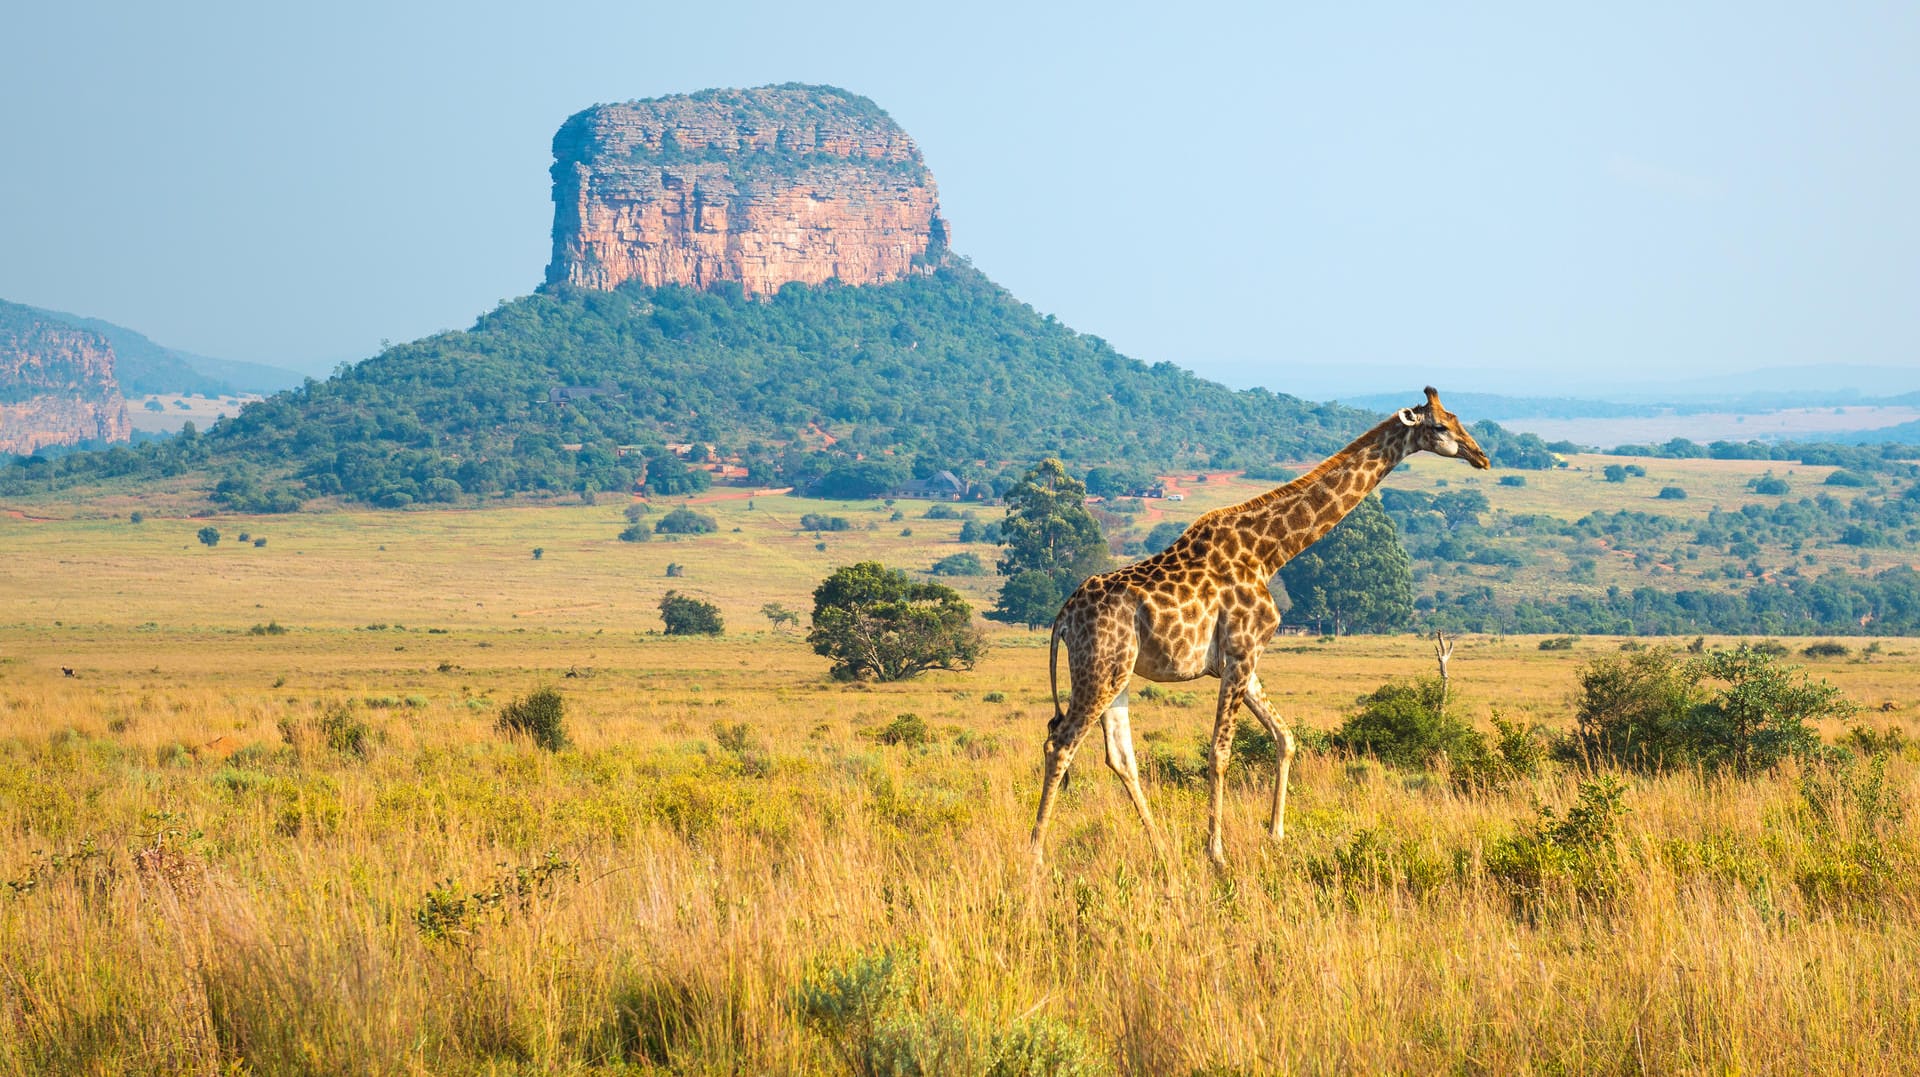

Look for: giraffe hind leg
[1101,690,1168,859]
[1241,673,1298,841]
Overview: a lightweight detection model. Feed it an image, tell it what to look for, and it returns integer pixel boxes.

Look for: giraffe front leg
[1241,672,1297,842]
[1205,664,1252,869]
[1029,702,1104,867]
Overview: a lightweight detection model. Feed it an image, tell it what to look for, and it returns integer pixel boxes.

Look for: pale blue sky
[3,2,1916,399]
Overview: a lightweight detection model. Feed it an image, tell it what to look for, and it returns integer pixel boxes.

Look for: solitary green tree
[1278,494,1412,635]
[989,459,1110,627]
[809,562,986,681]
[197,526,221,548]
[659,591,724,635]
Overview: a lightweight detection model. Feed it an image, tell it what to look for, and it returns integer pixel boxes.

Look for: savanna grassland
[5,486,1920,1074]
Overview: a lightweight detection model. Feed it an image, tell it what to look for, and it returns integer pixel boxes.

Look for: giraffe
[1030,387,1490,868]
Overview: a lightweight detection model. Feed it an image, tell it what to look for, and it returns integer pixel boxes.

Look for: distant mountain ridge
[21,304,303,396]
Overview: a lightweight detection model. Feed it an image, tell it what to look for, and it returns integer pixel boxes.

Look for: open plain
[4,490,1920,1074]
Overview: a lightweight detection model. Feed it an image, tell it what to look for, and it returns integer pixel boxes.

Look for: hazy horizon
[3,2,1916,402]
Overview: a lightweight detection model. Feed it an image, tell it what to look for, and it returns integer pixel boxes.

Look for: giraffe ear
[1396,408,1419,426]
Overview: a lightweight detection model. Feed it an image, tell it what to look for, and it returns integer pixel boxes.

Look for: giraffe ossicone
[1029,387,1491,869]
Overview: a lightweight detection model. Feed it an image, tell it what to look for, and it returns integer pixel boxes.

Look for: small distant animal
[61,667,76,678]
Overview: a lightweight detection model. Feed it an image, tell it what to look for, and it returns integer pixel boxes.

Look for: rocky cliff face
[546,85,948,294]
[0,302,133,455]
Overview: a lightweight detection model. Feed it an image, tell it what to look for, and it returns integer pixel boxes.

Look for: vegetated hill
[17,264,1503,509]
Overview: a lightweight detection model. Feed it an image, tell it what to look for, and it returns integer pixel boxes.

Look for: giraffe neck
[1234,418,1415,578]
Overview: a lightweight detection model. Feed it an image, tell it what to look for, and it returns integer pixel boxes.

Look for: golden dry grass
[4,504,1920,1074]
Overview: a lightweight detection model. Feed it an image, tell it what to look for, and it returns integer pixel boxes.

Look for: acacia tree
[1278,494,1412,635]
[809,561,986,681]
[989,459,1110,627]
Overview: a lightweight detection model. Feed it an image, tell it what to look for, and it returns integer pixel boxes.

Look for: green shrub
[1802,640,1849,659]
[1682,647,1851,774]
[1332,678,1482,770]
[1485,777,1630,916]
[928,552,985,576]
[1568,645,1850,775]
[497,688,569,751]
[876,712,930,747]
[1563,648,1697,769]
[1656,486,1688,500]
[655,507,718,534]
[1497,474,1527,487]
[1307,826,1450,900]
[1538,635,1578,651]
[197,526,220,547]
[793,948,1108,1077]
[618,523,651,542]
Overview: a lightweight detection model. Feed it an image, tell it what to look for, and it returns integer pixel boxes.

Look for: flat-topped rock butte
[546,84,949,295]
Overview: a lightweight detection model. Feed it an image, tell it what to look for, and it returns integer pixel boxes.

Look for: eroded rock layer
[546,85,947,294]
[0,301,132,455]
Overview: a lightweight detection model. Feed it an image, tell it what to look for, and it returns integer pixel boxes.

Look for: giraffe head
[1395,387,1490,469]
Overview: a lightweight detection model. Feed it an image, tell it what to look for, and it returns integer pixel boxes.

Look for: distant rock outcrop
[0,301,132,455]
[546,84,948,295]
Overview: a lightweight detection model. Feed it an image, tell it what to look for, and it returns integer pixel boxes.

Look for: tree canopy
[1278,494,1413,635]
[989,459,1111,627]
[808,561,986,681]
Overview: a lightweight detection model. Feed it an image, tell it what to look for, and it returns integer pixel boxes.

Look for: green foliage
[809,561,986,681]
[1307,826,1450,900]
[1749,472,1791,495]
[1802,640,1849,659]
[928,552,985,576]
[760,602,801,628]
[1682,647,1852,774]
[793,948,1108,1077]
[617,523,650,542]
[1825,469,1873,487]
[1565,648,1698,769]
[639,451,711,496]
[1278,495,1412,634]
[414,851,576,946]
[1142,520,1188,554]
[660,591,725,635]
[1498,474,1527,487]
[196,526,220,547]
[497,688,569,751]
[991,460,1111,628]
[278,702,370,759]
[1603,464,1629,483]
[1485,777,1631,916]
[1656,486,1689,500]
[531,547,544,559]
[800,513,852,532]
[1332,678,1481,770]
[876,713,930,747]
[654,507,717,534]
[1569,645,1854,774]
[1537,635,1578,650]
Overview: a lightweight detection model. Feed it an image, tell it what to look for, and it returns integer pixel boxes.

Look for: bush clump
[655,507,718,535]
[1565,645,1854,774]
[1332,678,1481,770]
[497,688,569,751]
[660,591,725,636]
[794,948,1109,1077]
[1485,776,1631,916]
